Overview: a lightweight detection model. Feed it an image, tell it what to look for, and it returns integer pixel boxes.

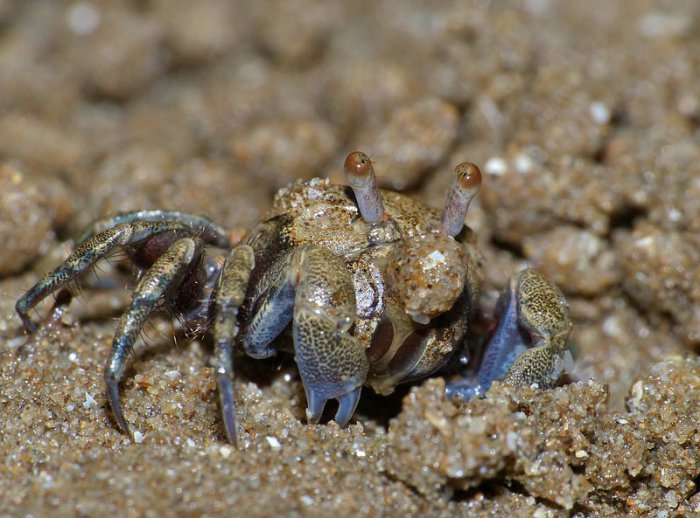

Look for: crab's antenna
[344,151,385,224]
[439,162,482,237]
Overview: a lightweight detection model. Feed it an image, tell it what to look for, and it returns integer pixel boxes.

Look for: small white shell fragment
[219,445,234,459]
[484,157,507,176]
[589,102,611,124]
[83,392,97,409]
[265,436,281,449]
[66,2,101,36]
[514,153,533,174]
[6,335,27,348]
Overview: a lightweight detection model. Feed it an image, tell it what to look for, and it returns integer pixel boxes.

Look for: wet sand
[1,1,699,516]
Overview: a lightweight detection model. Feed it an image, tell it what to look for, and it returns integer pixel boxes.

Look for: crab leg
[16,221,200,332]
[212,245,255,446]
[290,245,369,426]
[104,237,203,439]
[76,210,231,248]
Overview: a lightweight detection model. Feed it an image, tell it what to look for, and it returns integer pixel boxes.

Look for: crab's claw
[446,269,572,401]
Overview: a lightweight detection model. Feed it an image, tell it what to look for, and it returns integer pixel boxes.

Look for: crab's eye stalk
[439,162,482,237]
[345,151,385,224]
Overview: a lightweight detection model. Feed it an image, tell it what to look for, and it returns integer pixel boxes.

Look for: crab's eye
[386,233,467,324]
[344,151,386,224]
[440,162,481,237]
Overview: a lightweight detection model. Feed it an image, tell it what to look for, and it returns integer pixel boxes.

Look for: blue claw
[335,386,362,426]
[446,278,530,403]
[476,279,529,388]
[304,385,362,426]
[305,387,326,424]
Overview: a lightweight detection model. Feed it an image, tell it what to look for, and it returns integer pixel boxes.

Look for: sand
[1,1,699,516]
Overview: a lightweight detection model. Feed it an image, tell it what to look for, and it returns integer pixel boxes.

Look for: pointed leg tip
[18,313,38,334]
[105,371,132,438]
[113,408,132,439]
[217,374,240,447]
[222,411,239,446]
[226,428,239,447]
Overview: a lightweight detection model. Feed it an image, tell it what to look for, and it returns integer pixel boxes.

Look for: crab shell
[242,177,483,395]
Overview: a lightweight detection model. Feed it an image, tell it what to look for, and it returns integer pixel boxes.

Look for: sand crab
[16,151,572,444]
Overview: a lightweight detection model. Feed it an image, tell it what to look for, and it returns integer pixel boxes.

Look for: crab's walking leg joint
[76,210,231,248]
[439,162,482,237]
[213,245,255,446]
[16,225,131,333]
[105,237,204,439]
[290,245,369,426]
[344,151,386,224]
[15,221,199,333]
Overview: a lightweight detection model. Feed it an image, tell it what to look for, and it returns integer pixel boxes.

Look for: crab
[15,151,572,445]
